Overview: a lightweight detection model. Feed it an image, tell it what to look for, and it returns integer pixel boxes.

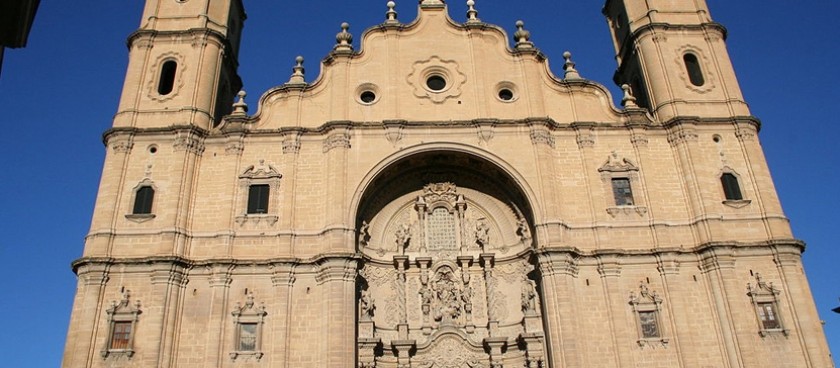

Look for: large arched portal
[355,151,547,367]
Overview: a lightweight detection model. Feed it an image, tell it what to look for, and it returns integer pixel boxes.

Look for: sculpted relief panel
[356,183,546,367]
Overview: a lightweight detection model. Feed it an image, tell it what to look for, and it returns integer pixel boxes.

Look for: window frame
[125,179,157,222]
[719,168,751,208]
[230,293,267,361]
[246,184,270,214]
[100,290,142,359]
[747,273,789,337]
[598,152,647,217]
[611,177,635,206]
[629,283,669,347]
[236,160,282,226]
[133,185,155,215]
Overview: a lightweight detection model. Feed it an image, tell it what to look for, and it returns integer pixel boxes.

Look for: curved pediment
[245,2,624,130]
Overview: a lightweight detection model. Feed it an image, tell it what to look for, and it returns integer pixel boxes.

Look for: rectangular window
[721,173,743,200]
[247,185,270,214]
[638,311,660,338]
[133,186,154,214]
[239,323,258,351]
[757,302,780,330]
[110,321,132,350]
[611,178,634,206]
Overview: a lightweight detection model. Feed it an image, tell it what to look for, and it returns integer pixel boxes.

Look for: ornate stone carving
[474,219,490,249]
[667,127,699,146]
[529,129,555,148]
[360,288,375,321]
[173,130,205,155]
[395,223,412,253]
[413,336,489,368]
[599,151,638,175]
[282,131,301,154]
[323,132,351,152]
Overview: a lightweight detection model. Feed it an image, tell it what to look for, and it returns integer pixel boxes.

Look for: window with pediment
[230,293,267,361]
[747,273,788,336]
[125,179,157,222]
[101,290,141,359]
[629,283,668,347]
[599,151,647,217]
[236,160,282,226]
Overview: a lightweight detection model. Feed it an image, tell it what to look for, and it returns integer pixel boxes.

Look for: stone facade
[63,0,834,367]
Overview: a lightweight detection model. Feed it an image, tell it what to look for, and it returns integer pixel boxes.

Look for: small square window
[110,321,132,350]
[638,311,660,338]
[611,178,634,206]
[247,185,270,214]
[239,323,258,351]
[756,302,780,330]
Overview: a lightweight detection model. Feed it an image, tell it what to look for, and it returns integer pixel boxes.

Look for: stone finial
[334,22,354,53]
[466,0,480,23]
[621,84,638,108]
[232,90,248,115]
[386,1,398,23]
[563,51,582,80]
[287,56,306,85]
[514,20,534,50]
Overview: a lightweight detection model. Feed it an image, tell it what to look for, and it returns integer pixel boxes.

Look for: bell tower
[603,0,750,121]
[114,0,244,129]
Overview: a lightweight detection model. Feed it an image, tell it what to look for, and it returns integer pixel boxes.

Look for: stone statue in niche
[521,278,538,313]
[360,289,375,321]
[420,284,434,316]
[517,218,532,242]
[395,223,412,252]
[474,219,490,249]
[358,221,370,247]
[432,268,464,325]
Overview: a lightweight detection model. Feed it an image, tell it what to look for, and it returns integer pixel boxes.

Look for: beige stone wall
[63,1,833,367]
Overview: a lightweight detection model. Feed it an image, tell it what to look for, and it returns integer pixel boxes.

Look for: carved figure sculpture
[517,218,532,241]
[360,289,375,320]
[359,221,370,247]
[395,223,412,252]
[475,219,490,249]
[521,278,538,313]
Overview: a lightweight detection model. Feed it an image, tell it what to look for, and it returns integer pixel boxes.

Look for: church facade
[63,1,834,367]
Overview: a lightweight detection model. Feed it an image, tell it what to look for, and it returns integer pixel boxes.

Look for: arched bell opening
[354,150,548,367]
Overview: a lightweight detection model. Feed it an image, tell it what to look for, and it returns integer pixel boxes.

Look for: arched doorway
[355,151,547,367]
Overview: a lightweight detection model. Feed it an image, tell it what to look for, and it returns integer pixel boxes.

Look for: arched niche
[354,150,547,367]
[355,150,536,260]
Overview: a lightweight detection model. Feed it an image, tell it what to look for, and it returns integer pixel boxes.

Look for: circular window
[360,91,376,104]
[149,145,158,154]
[498,89,514,101]
[426,75,447,91]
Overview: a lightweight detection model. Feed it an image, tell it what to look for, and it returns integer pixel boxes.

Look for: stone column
[656,252,691,368]
[596,254,629,368]
[269,263,296,368]
[700,248,744,368]
[62,261,110,368]
[171,129,204,256]
[480,253,498,335]
[148,261,189,368]
[323,125,351,252]
[537,250,581,368]
[666,121,709,243]
[773,246,833,367]
[316,257,358,368]
[202,264,234,367]
[393,255,410,338]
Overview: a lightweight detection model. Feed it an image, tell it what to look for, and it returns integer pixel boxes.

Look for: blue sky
[0,1,837,366]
